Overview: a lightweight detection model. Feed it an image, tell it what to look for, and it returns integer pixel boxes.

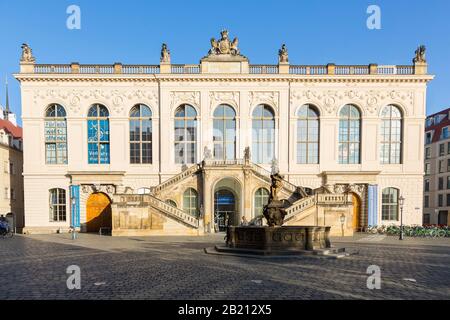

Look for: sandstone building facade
[14,32,433,236]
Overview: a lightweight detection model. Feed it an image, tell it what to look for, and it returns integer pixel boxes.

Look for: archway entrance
[214,189,235,232]
[351,193,361,231]
[213,177,241,232]
[86,192,112,233]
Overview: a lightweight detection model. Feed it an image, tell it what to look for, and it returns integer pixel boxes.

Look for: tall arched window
[183,188,198,217]
[254,187,270,218]
[175,105,197,164]
[297,104,319,164]
[382,187,399,221]
[339,104,361,164]
[213,104,236,160]
[381,105,402,164]
[45,104,67,164]
[49,188,66,222]
[87,104,110,164]
[130,104,152,164]
[252,104,275,164]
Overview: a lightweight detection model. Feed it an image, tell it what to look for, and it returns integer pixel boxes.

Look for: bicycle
[0,227,13,239]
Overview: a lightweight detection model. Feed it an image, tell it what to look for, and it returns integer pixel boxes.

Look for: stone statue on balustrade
[278,44,289,63]
[413,45,426,64]
[21,43,35,63]
[244,147,251,163]
[160,43,171,63]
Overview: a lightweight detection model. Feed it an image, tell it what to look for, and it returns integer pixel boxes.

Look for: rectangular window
[423,214,431,225]
[381,188,399,221]
[425,147,431,159]
[10,188,15,201]
[440,144,445,156]
[438,194,444,207]
[442,127,449,140]
[446,194,450,207]
[425,163,431,175]
[439,177,444,190]
[424,196,429,208]
[425,132,433,144]
[425,179,430,192]
[49,189,66,222]
[448,142,450,154]
[439,160,445,173]
[88,119,110,164]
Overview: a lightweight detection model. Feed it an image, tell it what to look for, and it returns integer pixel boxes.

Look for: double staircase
[140,159,346,230]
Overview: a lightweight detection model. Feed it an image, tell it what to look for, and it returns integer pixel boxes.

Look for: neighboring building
[0,80,24,231]
[14,32,432,236]
[423,108,450,226]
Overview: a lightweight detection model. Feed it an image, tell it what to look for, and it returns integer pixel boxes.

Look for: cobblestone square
[1,234,449,300]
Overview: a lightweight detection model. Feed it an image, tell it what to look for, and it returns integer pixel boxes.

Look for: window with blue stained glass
[87,104,110,164]
[45,104,67,164]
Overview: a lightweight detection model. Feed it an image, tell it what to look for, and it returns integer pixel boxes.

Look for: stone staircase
[144,194,199,228]
[150,163,201,195]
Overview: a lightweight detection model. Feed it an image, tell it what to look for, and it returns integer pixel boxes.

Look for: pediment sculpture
[208,30,240,56]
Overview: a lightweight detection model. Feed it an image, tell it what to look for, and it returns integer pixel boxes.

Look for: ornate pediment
[202,30,248,62]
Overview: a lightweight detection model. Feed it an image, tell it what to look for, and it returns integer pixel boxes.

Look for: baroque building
[0,80,24,231]
[423,108,450,226]
[14,32,433,236]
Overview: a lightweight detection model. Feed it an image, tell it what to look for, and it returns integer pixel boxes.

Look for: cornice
[13,73,434,84]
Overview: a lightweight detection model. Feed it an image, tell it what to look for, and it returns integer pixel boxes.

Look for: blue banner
[368,185,378,227]
[70,185,80,228]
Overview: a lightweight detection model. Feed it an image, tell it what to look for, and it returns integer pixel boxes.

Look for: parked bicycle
[366,224,449,238]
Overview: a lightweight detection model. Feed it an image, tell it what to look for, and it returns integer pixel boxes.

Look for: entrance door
[214,190,235,232]
[438,211,448,226]
[86,193,112,233]
[352,194,361,231]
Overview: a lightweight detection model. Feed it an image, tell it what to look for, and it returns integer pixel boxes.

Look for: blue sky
[1,0,449,125]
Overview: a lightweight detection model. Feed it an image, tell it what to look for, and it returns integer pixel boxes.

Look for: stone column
[202,168,213,233]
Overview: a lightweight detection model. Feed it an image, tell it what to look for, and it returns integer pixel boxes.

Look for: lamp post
[71,197,77,240]
[340,214,346,237]
[399,195,405,240]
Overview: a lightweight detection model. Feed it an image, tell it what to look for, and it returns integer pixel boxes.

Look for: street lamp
[71,197,77,240]
[399,195,405,240]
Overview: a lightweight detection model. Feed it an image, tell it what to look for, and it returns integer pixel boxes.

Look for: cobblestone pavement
[1,233,449,300]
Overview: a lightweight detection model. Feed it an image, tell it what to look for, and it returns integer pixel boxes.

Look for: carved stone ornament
[33,89,158,116]
[290,89,413,115]
[208,30,240,56]
[249,91,279,110]
[209,91,239,110]
[170,91,200,110]
[81,184,116,195]
[20,43,35,63]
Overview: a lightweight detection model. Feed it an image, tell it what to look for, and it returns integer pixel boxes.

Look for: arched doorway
[351,193,361,231]
[213,177,241,232]
[214,189,235,232]
[86,192,112,233]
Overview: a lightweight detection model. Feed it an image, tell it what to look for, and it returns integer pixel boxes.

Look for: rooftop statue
[413,45,426,64]
[160,43,171,63]
[209,30,240,56]
[20,43,35,63]
[278,44,289,63]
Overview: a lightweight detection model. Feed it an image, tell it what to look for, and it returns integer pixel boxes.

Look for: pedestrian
[240,215,248,226]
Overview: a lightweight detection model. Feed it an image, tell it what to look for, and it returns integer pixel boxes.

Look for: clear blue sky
[1,0,449,125]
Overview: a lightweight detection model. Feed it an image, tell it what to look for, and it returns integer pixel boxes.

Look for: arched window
[87,104,110,164]
[45,104,67,164]
[252,104,275,164]
[165,199,177,208]
[49,188,66,222]
[339,104,361,164]
[130,104,152,164]
[254,188,270,218]
[175,105,197,164]
[183,188,198,217]
[297,104,319,164]
[382,187,399,221]
[213,104,236,160]
[381,105,402,164]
